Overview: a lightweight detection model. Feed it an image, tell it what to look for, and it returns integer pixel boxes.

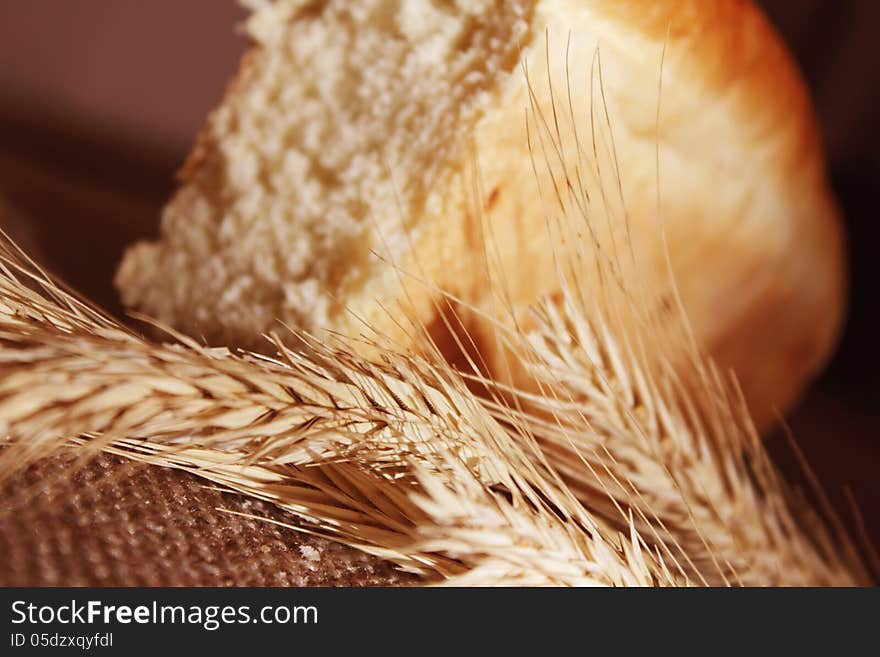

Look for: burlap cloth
[0,454,415,586]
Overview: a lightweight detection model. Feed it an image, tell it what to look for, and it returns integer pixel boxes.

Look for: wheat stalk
[463,49,868,586]
[498,289,863,586]
[0,221,866,585]
[0,237,679,586]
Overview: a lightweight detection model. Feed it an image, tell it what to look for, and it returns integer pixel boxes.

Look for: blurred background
[0,2,877,549]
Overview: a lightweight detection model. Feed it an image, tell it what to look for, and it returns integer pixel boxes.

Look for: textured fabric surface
[0,454,416,586]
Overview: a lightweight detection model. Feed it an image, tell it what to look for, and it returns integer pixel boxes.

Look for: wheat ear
[473,51,870,586]
[0,235,679,586]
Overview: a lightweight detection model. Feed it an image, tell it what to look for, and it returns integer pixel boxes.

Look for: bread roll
[116,0,845,428]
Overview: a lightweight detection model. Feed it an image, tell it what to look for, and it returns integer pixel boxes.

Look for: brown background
[0,1,877,580]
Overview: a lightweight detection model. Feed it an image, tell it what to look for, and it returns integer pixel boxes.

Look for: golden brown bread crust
[613,0,845,421]
[374,0,844,428]
[642,0,845,420]
[117,0,845,430]
[598,0,827,177]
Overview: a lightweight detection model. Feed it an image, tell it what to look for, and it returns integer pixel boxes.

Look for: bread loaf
[116,0,845,428]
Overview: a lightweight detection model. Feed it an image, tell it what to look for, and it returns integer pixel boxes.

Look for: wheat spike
[470,54,869,586]
[501,290,864,586]
[0,235,678,586]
